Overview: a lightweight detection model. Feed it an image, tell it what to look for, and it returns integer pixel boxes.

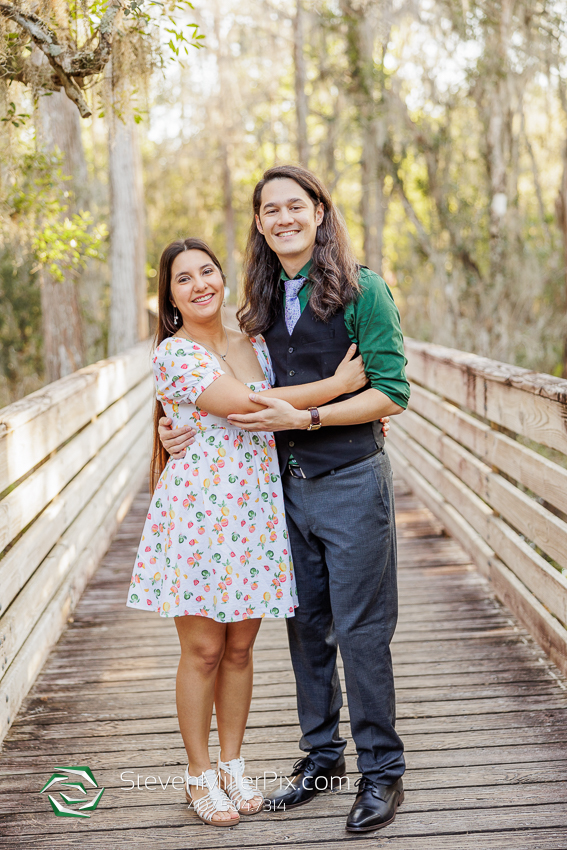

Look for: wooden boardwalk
[1,478,567,849]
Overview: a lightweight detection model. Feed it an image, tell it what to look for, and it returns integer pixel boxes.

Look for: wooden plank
[9,693,567,735]
[13,665,555,704]
[11,680,562,724]
[389,443,567,677]
[0,434,150,743]
[404,338,567,456]
[9,715,567,759]
[388,441,494,576]
[0,403,152,614]
[393,428,567,622]
[409,383,567,514]
[0,801,566,843]
[0,375,152,553]
[5,709,567,760]
[4,828,566,850]
[4,745,567,793]
[0,339,151,492]
[398,408,567,574]
[0,414,152,685]
[27,657,552,691]
[490,559,567,680]
[3,779,567,819]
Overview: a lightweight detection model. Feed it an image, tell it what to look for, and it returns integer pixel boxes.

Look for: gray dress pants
[283,450,405,784]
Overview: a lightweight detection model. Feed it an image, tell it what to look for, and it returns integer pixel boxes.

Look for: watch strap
[307,407,322,430]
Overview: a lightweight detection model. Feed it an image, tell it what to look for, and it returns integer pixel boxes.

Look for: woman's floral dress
[126,334,297,623]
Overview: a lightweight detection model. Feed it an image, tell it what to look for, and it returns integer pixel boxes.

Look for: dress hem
[125,602,298,623]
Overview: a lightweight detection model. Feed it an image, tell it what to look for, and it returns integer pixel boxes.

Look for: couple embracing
[127,164,410,832]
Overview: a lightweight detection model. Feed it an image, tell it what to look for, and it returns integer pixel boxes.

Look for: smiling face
[170,249,225,328]
[255,177,324,275]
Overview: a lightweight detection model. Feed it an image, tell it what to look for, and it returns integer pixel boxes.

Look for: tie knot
[284,277,306,300]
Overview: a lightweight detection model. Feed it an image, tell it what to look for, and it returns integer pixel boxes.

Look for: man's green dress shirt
[280,260,410,410]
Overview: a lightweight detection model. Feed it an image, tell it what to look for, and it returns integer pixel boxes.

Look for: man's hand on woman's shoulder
[158,417,197,459]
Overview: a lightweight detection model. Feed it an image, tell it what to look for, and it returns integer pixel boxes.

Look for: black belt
[287,448,382,480]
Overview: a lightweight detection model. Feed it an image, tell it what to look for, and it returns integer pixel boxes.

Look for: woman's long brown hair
[237,165,360,336]
[150,237,226,493]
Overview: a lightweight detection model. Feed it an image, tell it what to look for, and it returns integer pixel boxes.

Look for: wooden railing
[389,339,567,677]
[0,342,153,743]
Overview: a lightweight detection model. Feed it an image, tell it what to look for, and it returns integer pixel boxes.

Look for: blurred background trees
[1,0,567,407]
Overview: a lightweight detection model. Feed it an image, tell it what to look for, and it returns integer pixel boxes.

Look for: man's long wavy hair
[150,237,226,493]
[237,165,361,336]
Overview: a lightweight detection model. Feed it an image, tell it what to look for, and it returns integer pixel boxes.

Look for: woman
[126,237,366,826]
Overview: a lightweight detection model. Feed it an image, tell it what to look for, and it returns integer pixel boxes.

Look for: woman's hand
[158,417,197,459]
[380,416,390,438]
[333,345,368,394]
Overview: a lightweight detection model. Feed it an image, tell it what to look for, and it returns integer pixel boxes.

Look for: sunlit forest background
[1,0,567,408]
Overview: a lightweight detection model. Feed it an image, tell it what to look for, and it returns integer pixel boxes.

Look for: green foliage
[33,212,107,283]
[0,250,43,405]
[3,149,107,283]
[120,0,204,65]
[1,102,30,129]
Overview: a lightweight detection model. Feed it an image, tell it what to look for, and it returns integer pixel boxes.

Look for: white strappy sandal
[218,756,264,815]
[185,767,240,827]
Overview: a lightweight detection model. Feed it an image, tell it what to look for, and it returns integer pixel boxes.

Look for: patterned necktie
[284,277,306,335]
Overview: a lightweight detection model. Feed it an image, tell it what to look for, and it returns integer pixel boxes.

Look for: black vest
[263,300,384,478]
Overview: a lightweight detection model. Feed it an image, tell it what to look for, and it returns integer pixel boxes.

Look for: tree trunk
[478,0,514,356]
[556,133,567,378]
[294,0,309,166]
[107,66,148,355]
[221,140,237,296]
[36,88,86,383]
[361,116,386,274]
[341,0,389,275]
[213,4,238,298]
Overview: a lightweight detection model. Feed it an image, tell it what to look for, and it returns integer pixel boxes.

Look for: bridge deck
[1,478,567,849]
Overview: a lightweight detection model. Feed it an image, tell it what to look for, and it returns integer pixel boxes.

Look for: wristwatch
[307,407,322,430]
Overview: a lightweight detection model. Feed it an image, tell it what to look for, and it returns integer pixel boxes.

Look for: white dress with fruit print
[127,334,297,622]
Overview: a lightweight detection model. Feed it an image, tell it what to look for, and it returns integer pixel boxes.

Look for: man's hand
[158,416,197,459]
[227,395,311,432]
[380,416,390,438]
[333,345,367,394]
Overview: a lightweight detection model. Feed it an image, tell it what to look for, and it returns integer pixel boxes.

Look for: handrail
[0,341,153,744]
[389,339,567,677]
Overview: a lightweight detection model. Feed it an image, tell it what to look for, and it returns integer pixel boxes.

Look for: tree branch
[0,0,124,117]
[393,176,434,260]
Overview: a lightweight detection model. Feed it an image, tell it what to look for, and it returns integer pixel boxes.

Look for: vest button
[288,347,294,353]
[289,370,295,376]
[289,441,295,447]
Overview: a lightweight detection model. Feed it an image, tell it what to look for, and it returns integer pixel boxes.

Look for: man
[159,165,409,832]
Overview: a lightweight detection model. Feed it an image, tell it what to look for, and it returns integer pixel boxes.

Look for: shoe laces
[291,756,316,776]
[355,776,382,798]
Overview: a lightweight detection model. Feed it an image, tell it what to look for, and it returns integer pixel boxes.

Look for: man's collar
[279,259,313,282]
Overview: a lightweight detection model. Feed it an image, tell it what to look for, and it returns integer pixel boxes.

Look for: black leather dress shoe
[267,755,346,810]
[346,776,404,832]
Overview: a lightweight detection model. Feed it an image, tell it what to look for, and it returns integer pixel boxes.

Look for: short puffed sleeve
[249,334,275,386]
[153,338,224,405]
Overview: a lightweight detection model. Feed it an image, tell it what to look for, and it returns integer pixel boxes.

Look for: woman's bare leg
[215,618,263,811]
[175,615,238,822]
